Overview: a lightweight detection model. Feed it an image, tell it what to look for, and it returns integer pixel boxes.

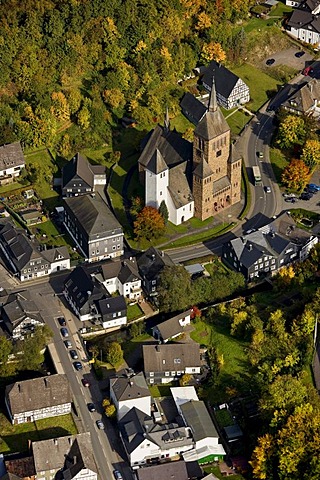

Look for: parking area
[264,46,314,70]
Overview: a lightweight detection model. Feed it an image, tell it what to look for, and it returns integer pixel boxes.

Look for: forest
[0,0,253,154]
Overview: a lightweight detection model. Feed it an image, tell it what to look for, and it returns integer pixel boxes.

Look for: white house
[110,372,151,420]
[152,309,192,343]
[285,0,320,13]
[0,142,25,184]
[101,259,142,301]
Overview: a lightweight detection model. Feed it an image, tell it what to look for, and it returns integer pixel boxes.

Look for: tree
[77,105,91,130]
[0,336,15,377]
[158,200,169,224]
[50,91,70,121]
[179,373,192,386]
[103,88,126,109]
[102,398,111,408]
[130,196,143,219]
[133,206,165,240]
[301,139,320,170]
[105,342,123,366]
[105,403,116,418]
[18,325,53,371]
[277,115,306,149]
[158,265,192,312]
[129,321,145,339]
[281,159,310,191]
[57,133,72,158]
[201,42,226,63]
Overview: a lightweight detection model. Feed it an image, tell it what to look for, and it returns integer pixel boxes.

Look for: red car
[82,378,90,387]
[303,66,313,76]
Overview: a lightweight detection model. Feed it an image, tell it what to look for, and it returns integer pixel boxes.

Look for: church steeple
[208,75,217,112]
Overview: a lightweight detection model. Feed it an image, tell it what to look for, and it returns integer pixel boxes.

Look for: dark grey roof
[62,153,94,189]
[154,310,192,341]
[118,259,141,284]
[32,433,97,475]
[229,237,270,268]
[6,374,72,415]
[146,149,168,174]
[282,79,320,114]
[119,407,154,454]
[168,162,194,208]
[180,400,219,441]
[42,246,70,263]
[202,61,241,98]
[63,193,122,237]
[194,106,229,141]
[2,292,43,335]
[287,9,315,30]
[97,295,127,316]
[180,93,207,125]
[137,247,174,281]
[110,372,150,402]
[143,343,201,372]
[136,461,189,480]
[0,142,25,172]
[64,266,106,312]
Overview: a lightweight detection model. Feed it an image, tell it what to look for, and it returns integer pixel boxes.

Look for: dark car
[96,419,104,429]
[73,361,83,371]
[60,328,69,338]
[285,197,297,203]
[306,185,318,194]
[58,317,66,326]
[266,58,275,66]
[64,340,72,349]
[300,192,313,200]
[82,378,90,387]
[295,51,305,57]
[70,349,79,360]
[87,403,96,412]
[113,471,123,480]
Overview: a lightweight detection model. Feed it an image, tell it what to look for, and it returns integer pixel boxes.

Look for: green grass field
[269,147,289,184]
[127,303,144,321]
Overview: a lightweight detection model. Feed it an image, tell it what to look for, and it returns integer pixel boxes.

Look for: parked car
[295,51,305,57]
[244,229,255,234]
[283,193,296,198]
[96,419,104,429]
[57,317,66,326]
[113,471,123,480]
[257,151,264,158]
[60,328,69,338]
[73,361,83,371]
[300,192,313,200]
[266,58,275,66]
[64,340,72,349]
[82,378,90,387]
[265,186,271,193]
[70,349,79,360]
[285,197,297,203]
[303,66,313,76]
[87,403,96,412]
[307,187,318,194]
[307,183,320,191]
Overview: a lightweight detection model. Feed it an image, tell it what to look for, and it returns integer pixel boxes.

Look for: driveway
[264,47,313,70]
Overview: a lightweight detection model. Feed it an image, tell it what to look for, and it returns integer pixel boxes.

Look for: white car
[265,186,271,193]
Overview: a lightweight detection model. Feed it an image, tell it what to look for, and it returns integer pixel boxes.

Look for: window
[165,372,170,376]
[174,358,181,364]
[152,280,156,285]
[150,372,154,377]
[216,150,222,157]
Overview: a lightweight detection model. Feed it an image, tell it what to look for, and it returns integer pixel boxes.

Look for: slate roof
[118,259,141,284]
[0,142,25,172]
[136,461,190,480]
[137,247,175,281]
[62,153,94,189]
[5,374,72,415]
[154,310,192,341]
[213,176,231,192]
[287,8,320,32]
[202,61,241,99]
[110,372,150,402]
[180,93,207,126]
[143,343,201,372]
[32,433,97,476]
[64,266,106,313]
[194,83,230,141]
[282,79,320,114]
[64,193,122,237]
[42,246,70,264]
[146,149,168,175]
[97,295,127,317]
[2,292,44,335]
[180,400,219,441]
[168,162,194,208]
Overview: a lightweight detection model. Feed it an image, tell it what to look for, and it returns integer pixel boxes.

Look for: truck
[252,166,262,186]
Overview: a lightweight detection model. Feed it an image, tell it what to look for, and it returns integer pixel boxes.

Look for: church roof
[193,158,213,178]
[195,109,229,141]
[145,149,168,174]
[168,162,194,208]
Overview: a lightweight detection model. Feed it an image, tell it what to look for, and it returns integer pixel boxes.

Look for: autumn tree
[134,206,165,240]
[179,373,192,386]
[158,265,192,312]
[105,342,123,366]
[281,159,310,191]
[301,139,320,170]
[130,196,143,219]
[277,115,306,149]
[201,42,226,63]
[50,91,70,121]
[105,403,116,418]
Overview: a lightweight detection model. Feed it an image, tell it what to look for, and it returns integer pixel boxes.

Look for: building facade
[0,142,25,185]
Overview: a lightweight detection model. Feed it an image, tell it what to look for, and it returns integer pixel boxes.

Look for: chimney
[44,377,49,388]
[161,251,164,257]
[54,439,58,446]
[248,244,253,251]
[73,456,77,465]
[129,381,133,386]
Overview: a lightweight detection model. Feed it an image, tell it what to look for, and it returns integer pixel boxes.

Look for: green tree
[18,325,53,371]
[105,342,123,366]
[158,265,192,312]
[129,321,145,339]
[158,200,169,224]
[301,139,320,170]
[277,115,306,149]
[0,336,15,377]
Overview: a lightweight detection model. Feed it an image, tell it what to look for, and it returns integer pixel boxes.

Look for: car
[266,58,275,66]
[265,186,271,193]
[257,151,264,158]
[73,361,83,371]
[60,328,69,338]
[300,192,313,200]
[70,349,79,360]
[295,51,305,57]
[82,378,90,387]
[303,66,313,76]
[113,471,123,480]
[244,229,255,234]
[64,340,72,349]
[308,183,320,191]
[285,197,297,203]
[283,193,296,198]
[96,419,104,429]
[57,317,66,326]
[307,186,318,194]
[87,403,96,412]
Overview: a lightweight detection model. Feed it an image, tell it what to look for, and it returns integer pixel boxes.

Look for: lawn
[0,412,77,454]
[0,181,31,195]
[232,64,279,112]
[269,147,288,184]
[127,303,144,321]
[170,113,194,133]
[223,109,252,135]
[80,145,112,166]
[204,258,230,276]
[149,384,173,398]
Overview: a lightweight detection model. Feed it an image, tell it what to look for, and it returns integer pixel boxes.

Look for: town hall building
[138,80,242,225]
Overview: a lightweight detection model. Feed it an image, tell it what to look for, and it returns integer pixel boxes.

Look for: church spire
[164,106,170,133]
[208,75,217,112]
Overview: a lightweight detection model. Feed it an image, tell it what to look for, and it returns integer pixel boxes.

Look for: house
[285,0,320,13]
[170,386,200,413]
[1,291,44,341]
[136,460,202,480]
[143,343,201,384]
[202,61,250,110]
[180,400,226,464]
[180,93,207,125]
[19,209,42,226]
[152,310,192,343]
[119,407,194,467]
[0,221,70,281]
[63,193,124,262]
[100,258,142,300]
[32,433,97,480]
[110,371,151,420]
[286,1,320,46]
[222,213,318,281]
[281,79,320,117]
[5,374,72,424]
[62,152,106,197]
[64,265,127,328]
[0,142,25,185]
[3,456,35,480]
[137,247,175,297]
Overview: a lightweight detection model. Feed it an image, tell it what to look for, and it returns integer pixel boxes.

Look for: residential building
[97,296,127,329]
[286,0,320,45]
[3,456,35,480]
[181,401,226,464]
[222,213,318,281]
[0,221,70,281]
[32,433,97,480]
[281,79,320,117]
[152,310,192,343]
[5,374,72,424]
[110,371,151,420]
[100,258,142,300]
[171,387,200,413]
[63,193,124,262]
[137,247,175,297]
[136,460,202,480]
[62,152,106,197]
[119,407,194,467]
[202,61,250,110]
[1,291,44,341]
[0,142,25,186]
[143,343,201,384]
[180,93,207,125]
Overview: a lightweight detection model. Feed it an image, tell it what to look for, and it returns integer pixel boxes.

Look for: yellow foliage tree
[102,398,111,408]
[179,373,192,386]
[196,11,211,31]
[201,42,226,63]
[51,92,70,121]
[103,88,126,109]
[250,433,275,479]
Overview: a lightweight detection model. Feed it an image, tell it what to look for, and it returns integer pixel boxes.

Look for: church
[138,80,242,225]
